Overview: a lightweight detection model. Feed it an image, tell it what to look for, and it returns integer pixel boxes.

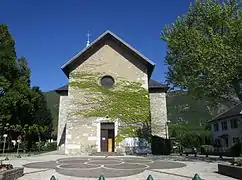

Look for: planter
[218,164,242,179]
[0,167,24,180]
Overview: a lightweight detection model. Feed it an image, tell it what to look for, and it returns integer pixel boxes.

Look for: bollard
[50,175,56,180]
[147,175,154,180]
[98,175,105,180]
[192,173,201,180]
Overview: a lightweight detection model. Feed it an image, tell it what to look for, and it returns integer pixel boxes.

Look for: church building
[56,30,169,155]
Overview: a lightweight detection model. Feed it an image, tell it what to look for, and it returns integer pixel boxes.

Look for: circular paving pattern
[23,157,186,178]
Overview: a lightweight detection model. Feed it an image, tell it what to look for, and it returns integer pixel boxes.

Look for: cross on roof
[86,31,91,47]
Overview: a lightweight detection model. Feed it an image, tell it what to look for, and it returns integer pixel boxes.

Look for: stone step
[89,152,124,156]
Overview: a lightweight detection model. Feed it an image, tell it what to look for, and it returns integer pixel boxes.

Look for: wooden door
[101,129,108,152]
[108,129,114,152]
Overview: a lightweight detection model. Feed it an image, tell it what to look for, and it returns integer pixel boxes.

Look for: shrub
[200,145,214,154]
[18,141,28,152]
[36,141,46,151]
[0,164,13,170]
[43,142,57,151]
[230,143,241,157]
[231,158,242,166]
[236,159,242,166]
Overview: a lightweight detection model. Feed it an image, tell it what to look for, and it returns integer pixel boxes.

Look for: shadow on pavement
[24,168,51,175]
[149,169,205,180]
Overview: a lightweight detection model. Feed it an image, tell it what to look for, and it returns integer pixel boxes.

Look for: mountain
[44,90,60,136]
[43,90,238,135]
[166,91,237,127]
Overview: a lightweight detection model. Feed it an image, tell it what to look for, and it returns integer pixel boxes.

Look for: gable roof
[209,102,242,123]
[148,79,168,90]
[55,79,169,93]
[61,30,155,77]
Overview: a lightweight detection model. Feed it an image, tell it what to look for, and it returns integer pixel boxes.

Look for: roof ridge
[210,102,242,122]
[61,30,110,69]
[61,30,155,77]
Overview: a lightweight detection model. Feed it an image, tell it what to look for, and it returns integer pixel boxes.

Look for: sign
[88,136,97,141]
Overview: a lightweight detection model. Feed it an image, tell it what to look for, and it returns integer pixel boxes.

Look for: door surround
[96,118,118,152]
[100,122,114,152]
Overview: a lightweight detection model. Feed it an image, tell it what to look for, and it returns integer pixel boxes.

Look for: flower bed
[0,164,13,171]
[0,163,23,180]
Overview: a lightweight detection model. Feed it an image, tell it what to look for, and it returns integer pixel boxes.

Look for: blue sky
[1,0,193,91]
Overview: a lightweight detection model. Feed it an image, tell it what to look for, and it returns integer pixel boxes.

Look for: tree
[161,0,242,102]
[30,86,52,139]
[0,25,53,151]
[0,24,19,124]
[169,124,211,148]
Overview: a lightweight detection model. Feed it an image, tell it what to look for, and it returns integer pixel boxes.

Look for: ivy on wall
[69,72,151,143]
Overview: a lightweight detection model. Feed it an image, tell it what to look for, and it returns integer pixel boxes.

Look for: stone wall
[57,94,68,151]
[64,39,149,155]
[218,164,242,179]
[0,167,24,180]
[149,90,168,139]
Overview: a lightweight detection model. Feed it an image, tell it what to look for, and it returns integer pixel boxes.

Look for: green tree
[31,87,52,139]
[161,0,242,102]
[0,25,53,151]
[169,124,211,148]
[0,24,20,125]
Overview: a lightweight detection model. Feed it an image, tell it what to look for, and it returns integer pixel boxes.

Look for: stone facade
[57,94,68,152]
[56,31,168,155]
[66,41,148,155]
[149,91,168,138]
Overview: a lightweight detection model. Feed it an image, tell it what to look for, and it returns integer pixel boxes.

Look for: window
[230,119,238,129]
[224,137,229,147]
[221,121,228,131]
[213,123,219,132]
[100,75,115,88]
[233,137,240,144]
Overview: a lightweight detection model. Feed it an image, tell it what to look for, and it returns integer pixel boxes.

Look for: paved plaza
[3,153,236,180]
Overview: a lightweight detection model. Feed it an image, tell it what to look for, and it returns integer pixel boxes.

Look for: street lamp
[2,134,7,155]
[17,139,21,158]
[165,120,171,139]
[2,134,9,160]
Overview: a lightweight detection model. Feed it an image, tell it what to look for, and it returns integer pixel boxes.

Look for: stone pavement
[2,154,236,180]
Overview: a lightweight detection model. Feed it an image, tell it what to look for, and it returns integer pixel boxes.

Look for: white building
[209,103,242,149]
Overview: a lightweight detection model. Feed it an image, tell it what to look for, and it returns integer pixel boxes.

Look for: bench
[183,148,197,157]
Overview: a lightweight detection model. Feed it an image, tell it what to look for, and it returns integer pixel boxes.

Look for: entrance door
[100,122,114,152]
[101,129,108,152]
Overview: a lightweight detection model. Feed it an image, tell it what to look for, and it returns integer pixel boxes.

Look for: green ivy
[69,72,151,143]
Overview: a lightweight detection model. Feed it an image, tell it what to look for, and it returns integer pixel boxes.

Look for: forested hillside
[44,90,60,136]
[166,91,237,127]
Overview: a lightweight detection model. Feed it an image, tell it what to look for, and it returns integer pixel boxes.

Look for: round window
[100,75,115,88]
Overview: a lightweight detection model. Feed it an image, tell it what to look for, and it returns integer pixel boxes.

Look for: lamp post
[165,120,171,139]
[165,120,171,155]
[17,139,21,158]
[3,134,9,160]
[2,134,8,155]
